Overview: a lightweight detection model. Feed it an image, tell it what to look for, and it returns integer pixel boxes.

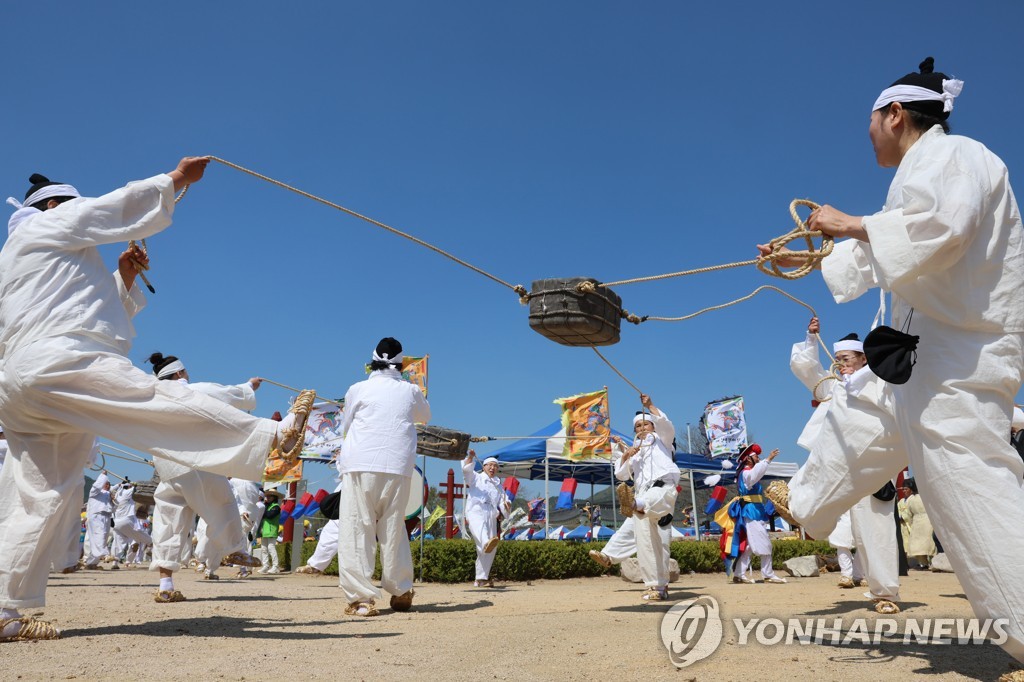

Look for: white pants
[850,495,900,600]
[150,472,247,573]
[337,472,413,603]
[52,486,84,571]
[85,513,112,565]
[260,537,279,570]
[634,484,677,589]
[307,520,339,571]
[466,506,498,580]
[599,516,671,565]
[836,548,863,581]
[738,519,777,579]
[0,336,277,609]
[113,516,152,560]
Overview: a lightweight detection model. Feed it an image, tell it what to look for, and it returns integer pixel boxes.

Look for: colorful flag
[556,478,578,510]
[527,498,546,522]
[704,485,729,515]
[299,403,345,462]
[702,396,748,458]
[423,506,446,532]
[401,356,429,398]
[554,388,611,461]
[279,498,296,523]
[306,489,329,517]
[263,452,303,484]
[293,491,314,518]
[502,476,520,503]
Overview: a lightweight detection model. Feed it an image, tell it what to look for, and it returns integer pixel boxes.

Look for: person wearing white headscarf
[0,159,313,641]
[83,472,114,569]
[145,353,265,596]
[110,479,151,570]
[786,318,903,605]
[613,405,679,602]
[761,57,1024,661]
[462,450,511,587]
[336,337,430,617]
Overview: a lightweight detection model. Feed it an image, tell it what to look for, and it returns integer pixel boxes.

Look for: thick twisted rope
[203,156,529,299]
[125,186,190,294]
[590,346,644,395]
[595,200,831,289]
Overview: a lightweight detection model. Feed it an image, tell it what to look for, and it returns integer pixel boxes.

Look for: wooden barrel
[527,277,622,347]
[416,425,471,460]
[133,473,160,507]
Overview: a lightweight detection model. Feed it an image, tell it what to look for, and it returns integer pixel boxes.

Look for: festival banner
[423,506,446,532]
[702,396,748,458]
[299,403,345,462]
[556,478,578,510]
[528,498,546,522]
[263,454,303,484]
[401,356,429,398]
[502,476,521,503]
[364,355,428,398]
[553,388,611,461]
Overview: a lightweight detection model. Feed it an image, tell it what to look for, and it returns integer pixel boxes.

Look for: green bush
[283,537,837,582]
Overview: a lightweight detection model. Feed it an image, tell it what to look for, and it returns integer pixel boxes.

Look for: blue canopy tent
[488,420,799,541]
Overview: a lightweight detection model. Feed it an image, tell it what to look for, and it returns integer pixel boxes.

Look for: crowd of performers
[0,55,1023,666]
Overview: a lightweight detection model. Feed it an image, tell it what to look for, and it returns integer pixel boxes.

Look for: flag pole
[687,423,700,540]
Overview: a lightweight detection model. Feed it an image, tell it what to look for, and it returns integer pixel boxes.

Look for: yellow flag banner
[423,506,446,532]
[401,355,429,398]
[554,388,611,461]
[263,450,304,484]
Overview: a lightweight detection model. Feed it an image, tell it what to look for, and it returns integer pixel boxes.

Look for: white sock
[1,609,22,637]
[159,577,174,592]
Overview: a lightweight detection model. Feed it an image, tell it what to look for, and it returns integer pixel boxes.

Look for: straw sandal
[223,551,262,568]
[616,483,635,518]
[202,572,220,581]
[0,616,61,642]
[873,599,900,614]
[344,602,379,617]
[154,590,187,603]
[998,671,1024,682]
[588,550,612,569]
[641,588,668,602]
[390,590,415,612]
[279,389,317,459]
[483,537,499,554]
[837,576,855,589]
[296,565,322,575]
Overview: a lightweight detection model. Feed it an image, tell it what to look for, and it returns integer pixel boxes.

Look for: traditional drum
[405,465,428,521]
[133,473,160,507]
[416,424,471,460]
[527,277,622,347]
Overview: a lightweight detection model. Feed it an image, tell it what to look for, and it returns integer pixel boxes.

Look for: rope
[98,450,154,467]
[123,186,188,295]
[596,200,831,288]
[204,156,528,299]
[258,377,344,407]
[590,347,644,395]
[99,443,155,465]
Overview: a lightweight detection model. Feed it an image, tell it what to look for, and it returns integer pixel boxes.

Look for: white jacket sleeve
[613,442,633,482]
[113,270,147,319]
[43,175,177,249]
[790,333,830,391]
[188,381,257,411]
[411,387,431,425]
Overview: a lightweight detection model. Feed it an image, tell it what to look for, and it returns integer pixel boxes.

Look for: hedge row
[276,538,836,583]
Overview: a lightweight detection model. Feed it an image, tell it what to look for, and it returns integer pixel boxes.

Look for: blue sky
[4,2,1023,497]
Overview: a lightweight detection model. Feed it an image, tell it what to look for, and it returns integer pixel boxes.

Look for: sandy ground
[4,565,1021,681]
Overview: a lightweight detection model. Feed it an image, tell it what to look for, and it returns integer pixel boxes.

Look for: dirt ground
[4,565,1021,681]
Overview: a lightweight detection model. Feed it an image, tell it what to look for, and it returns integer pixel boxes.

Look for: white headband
[156,359,186,379]
[872,79,964,113]
[482,457,499,466]
[7,183,81,211]
[833,339,864,354]
[633,413,653,426]
[372,349,404,365]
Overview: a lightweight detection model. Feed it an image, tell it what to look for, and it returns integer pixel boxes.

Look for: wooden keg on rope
[416,425,471,460]
[527,277,623,347]
[132,472,160,507]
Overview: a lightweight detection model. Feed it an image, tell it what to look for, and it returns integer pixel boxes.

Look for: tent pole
[610,457,618,528]
[688,470,700,541]
[419,452,426,582]
[544,453,550,538]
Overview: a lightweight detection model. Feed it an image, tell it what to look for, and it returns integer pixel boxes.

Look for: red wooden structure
[439,468,465,539]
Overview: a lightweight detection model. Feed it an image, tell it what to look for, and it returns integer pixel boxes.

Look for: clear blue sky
[4,2,1023,497]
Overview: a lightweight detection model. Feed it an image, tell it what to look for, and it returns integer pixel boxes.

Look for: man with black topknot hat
[760,57,1024,662]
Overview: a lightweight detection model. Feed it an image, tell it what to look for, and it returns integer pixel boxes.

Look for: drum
[132,473,160,507]
[405,465,429,520]
[416,424,471,460]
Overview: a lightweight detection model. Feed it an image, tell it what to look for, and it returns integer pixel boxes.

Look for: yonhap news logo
[660,596,724,668]
[660,595,1009,669]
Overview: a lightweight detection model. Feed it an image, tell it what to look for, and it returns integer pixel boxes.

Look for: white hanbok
[84,472,113,565]
[112,483,151,561]
[788,334,902,600]
[336,368,430,604]
[152,381,259,574]
[819,125,1024,660]
[462,457,511,581]
[0,176,277,610]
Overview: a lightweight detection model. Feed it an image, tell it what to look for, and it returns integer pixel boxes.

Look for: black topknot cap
[375,337,403,359]
[840,333,860,342]
[919,57,934,74]
[25,173,60,200]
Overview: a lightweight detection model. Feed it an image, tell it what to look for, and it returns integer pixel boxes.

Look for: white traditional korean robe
[462,457,511,581]
[336,368,430,604]
[819,125,1024,660]
[84,472,113,565]
[0,175,277,610]
[788,334,902,600]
